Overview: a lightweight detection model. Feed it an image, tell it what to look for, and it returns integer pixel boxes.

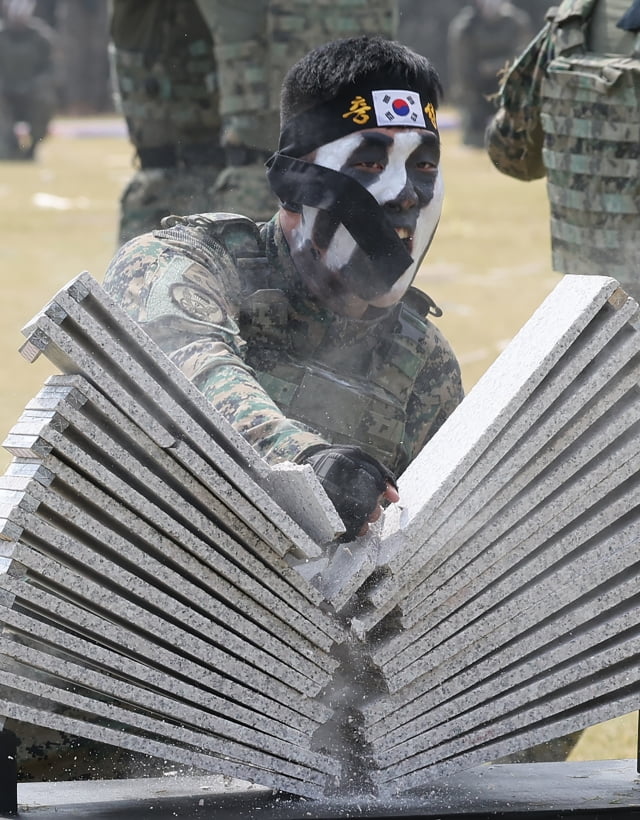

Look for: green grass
[0,114,636,762]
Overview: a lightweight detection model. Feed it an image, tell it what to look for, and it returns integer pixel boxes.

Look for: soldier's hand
[296,444,398,542]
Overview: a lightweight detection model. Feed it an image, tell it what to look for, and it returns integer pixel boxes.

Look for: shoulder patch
[170,283,227,324]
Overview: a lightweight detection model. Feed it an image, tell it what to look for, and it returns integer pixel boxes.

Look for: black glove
[296,444,397,542]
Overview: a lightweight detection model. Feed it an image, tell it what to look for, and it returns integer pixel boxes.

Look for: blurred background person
[448,0,533,147]
[110,0,399,246]
[0,0,57,160]
[53,0,110,115]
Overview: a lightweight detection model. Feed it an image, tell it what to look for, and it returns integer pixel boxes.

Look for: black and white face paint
[287,127,444,311]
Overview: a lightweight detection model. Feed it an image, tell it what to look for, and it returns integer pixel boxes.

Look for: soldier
[448,0,532,147]
[486,0,640,303]
[110,0,399,245]
[0,0,57,160]
[103,34,464,544]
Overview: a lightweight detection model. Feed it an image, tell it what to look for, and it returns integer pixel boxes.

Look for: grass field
[0,114,636,762]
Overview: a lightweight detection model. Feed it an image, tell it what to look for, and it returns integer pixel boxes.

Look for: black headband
[278,87,439,159]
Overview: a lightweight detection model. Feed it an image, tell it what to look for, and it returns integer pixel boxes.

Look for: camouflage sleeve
[102,232,327,464]
[485,105,546,181]
[402,324,464,467]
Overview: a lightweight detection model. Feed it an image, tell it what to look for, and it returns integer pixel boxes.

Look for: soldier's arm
[103,233,328,465]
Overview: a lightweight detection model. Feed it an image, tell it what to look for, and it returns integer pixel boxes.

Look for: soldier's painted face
[282,126,443,317]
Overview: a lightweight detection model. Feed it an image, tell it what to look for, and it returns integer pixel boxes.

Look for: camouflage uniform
[0,10,56,160]
[110,0,398,245]
[486,0,640,302]
[110,0,228,244]
[194,0,399,153]
[447,0,533,146]
[103,213,463,476]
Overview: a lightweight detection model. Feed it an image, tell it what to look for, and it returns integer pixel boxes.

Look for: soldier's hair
[280,35,443,128]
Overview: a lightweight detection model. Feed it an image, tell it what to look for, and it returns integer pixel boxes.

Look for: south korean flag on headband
[371,89,427,128]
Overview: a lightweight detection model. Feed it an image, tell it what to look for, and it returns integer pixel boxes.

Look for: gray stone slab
[0,651,332,783]
[2,457,337,677]
[352,287,640,639]
[2,388,343,649]
[0,653,336,787]
[0,543,329,734]
[0,694,329,800]
[371,416,640,676]
[375,668,639,780]
[375,676,640,786]
[313,534,382,612]
[0,476,332,699]
[363,570,640,736]
[268,462,344,546]
[17,376,296,567]
[394,342,640,631]
[401,399,640,638]
[362,547,639,758]
[375,690,640,796]
[19,273,327,558]
[0,443,337,652]
[40,374,334,614]
[371,607,640,763]
[1,273,639,798]
[369,277,637,610]
[0,592,337,790]
[378,503,640,694]
[0,597,315,749]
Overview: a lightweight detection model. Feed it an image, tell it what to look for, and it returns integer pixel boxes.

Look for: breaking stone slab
[373,278,638,594]
[19,273,337,556]
[2,383,344,648]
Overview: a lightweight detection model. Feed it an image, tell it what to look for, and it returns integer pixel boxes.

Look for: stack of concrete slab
[342,275,640,796]
[0,273,346,798]
[0,272,638,800]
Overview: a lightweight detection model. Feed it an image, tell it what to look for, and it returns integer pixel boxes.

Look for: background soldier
[0,0,57,160]
[448,0,533,146]
[110,0,399,245]
[486,0,640,302]
[109,0,224,244]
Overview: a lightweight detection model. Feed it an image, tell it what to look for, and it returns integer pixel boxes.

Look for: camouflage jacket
[102,214,463,475]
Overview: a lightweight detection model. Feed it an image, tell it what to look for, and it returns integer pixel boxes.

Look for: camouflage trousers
[4,720,175,782]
